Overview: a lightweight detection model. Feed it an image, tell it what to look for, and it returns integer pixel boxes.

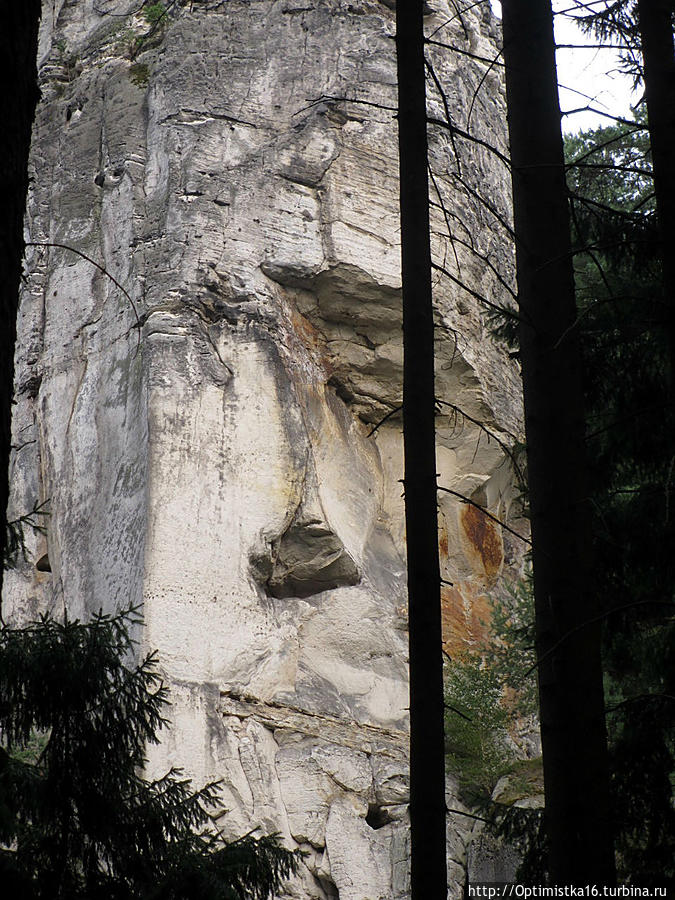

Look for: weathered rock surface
[7,1,524,896]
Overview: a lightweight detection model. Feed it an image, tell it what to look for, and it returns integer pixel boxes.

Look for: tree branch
[431,261,523,322]
[26,242,141,352]
[436,399,525,485]
[524,599,675,679]
[427,117,511,169]
[437,485,532,545]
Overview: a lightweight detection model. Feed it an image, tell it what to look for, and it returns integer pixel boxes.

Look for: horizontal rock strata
[8,1,525,895]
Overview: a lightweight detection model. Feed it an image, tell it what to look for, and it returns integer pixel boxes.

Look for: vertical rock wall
[7,1,524,896]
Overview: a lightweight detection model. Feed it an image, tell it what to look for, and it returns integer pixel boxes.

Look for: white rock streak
[8,1,523,895]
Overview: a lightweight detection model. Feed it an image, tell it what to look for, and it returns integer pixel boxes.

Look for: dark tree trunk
[0,0,41,602]
[637,0,675,389]
[395,2,447,897]
[501,0,615,884]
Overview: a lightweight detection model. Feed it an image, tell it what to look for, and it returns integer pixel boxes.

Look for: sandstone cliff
[7,1,524,896]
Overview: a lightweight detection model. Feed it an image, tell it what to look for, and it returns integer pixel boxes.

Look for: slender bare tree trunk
[501,0,615,883]
[637,0,675,390]
[0,0,41,602]
[396,2,447,897]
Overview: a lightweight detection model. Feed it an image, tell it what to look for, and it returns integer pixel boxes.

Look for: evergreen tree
[566,114,675,886]
[573,0,675,385]
[501,0,615,882]
[0,606,298,899]
[444,654,516,804]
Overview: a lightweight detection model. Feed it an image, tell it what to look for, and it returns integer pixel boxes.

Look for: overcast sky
[490,0,639,134]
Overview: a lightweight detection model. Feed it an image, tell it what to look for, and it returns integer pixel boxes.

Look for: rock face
[7,1,525,896]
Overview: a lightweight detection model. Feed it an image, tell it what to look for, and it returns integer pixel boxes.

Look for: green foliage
[111,25,137,58]
[444,654,515,803]
[492,757,543,806]
[574,1,643,88]
[444,568,538,807]
[129,62,150,87]
[488,568,537,718]
[0,607,298,899]
[565,113,675,885]
[6,730,48,766]
[489,803,548,884]
[143,3,167,27]
[566,109,653,212]
[443,572,547,876]
[3,500,49,570]
[455,85,674,891]
[609,696,675,886]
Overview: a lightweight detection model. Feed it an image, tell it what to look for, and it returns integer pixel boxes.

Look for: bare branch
[561,105,644,128]
[555,42,633,50]
[427,116,511,168]
[295,94,397,117]
[566,160,653,178]
[429,167,462,272]
[431,261,523,322]
[436,399,525,483]
[566,124,645,168]
[524,599,675,679]
[425,59,463,176]
[425,37,506,67]
[427,0,491,40]
[467,47,504,129]
[26,242,141,353]
[367,405,402,437]
[445,172,517,238]
[428,218,517,299]
[446,807,490,822]
[437,486,532,545]
[605,693,675,713]
[566,189,648,220]
[444,702,473,722]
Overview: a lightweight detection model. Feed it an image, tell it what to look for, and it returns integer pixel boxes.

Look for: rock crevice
[7,1,525,895]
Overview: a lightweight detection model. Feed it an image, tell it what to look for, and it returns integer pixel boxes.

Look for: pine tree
[0,606,298,899]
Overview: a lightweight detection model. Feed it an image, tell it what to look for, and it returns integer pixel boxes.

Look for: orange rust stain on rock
[438,520,449,564]
[470,591,492,647]
[460,504,503,581]
[441,583,466,657]
[287,305,334,374]
[441,581,492,656]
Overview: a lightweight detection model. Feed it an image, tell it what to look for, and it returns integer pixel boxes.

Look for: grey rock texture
[7,1,525,896]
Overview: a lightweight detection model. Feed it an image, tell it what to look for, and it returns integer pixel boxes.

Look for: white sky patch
[489,0,639,133]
